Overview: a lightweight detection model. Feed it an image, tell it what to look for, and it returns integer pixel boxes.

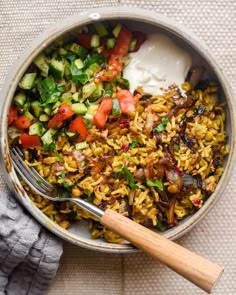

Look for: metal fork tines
[10,146,104,218]
[10,146,55,198]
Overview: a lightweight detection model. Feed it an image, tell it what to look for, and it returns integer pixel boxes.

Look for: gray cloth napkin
[0,191,63,295]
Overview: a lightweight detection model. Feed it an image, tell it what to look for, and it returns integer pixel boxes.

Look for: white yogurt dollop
[123,34,192,95]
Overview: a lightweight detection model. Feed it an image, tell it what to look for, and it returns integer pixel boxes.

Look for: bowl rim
[0,6,235,253]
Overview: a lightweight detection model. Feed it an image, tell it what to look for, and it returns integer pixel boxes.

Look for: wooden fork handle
[101,209,223,293]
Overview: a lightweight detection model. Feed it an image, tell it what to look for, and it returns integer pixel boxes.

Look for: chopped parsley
[146,179,164,191]
[153,118,169,133]
[129,139,138,149]
[115,165,138,189]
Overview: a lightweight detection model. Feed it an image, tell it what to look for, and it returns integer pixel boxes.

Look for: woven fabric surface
[0,0,235,294]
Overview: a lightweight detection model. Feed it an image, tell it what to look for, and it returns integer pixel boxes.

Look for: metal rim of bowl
[0,6,235,253]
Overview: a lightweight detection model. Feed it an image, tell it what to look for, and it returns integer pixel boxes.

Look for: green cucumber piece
[31,101,43,117]
[75,142,88,150]
[44,107,51,115]
[93,22,109,37]
[14,92,26,107]
[23,110,34,121]
[50,59,65,79]
[39,114,50,122]
[74,59,84,69]
[19,73,37,90]
[82,81,97,99]
[112,98,121,115]
[29,122,44,136]
[112,24,122,38]
[72,92,80,102]
[33,53,49,77]
[106,38,116,49]
[91,35,100,47]
[71,103,87,115]
[129,38,137,51]
[87,104,99,115]
[41,128,57,145]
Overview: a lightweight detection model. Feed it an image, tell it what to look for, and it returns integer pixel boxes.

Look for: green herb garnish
[129,139,138,149]
[146,179,164,191]
[115,165,138,189]
[82,118,93,128]
[153,117,169,133]
[38,76,61,107]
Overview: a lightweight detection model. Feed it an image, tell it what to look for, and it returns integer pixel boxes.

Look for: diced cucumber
[44,107,51,115]
[31,101,43,117]
[74,59,84,69]
[69,43,80,54]
[91,34,100,47]
[61,91,72,100]
[65,131,76,137]
[82,81,97,99]
[23,110,34,121]
[19,73,37,90]
[112,23,122,38]
[50,59,65,79]
[87,104,99,115]
[72,92,80,102]
[39,114,50,122]
[129,38,137,51]
[14,92,26,107]
[75,141,88,150]
[64,60,71,80]
[94,46,103,54]
[59,47,67,56]
[33,53,49,77]
[93,22,109,37]
[41,128,57,145]
[112,98,121,115]
[90,83,103,100]
[106,38,116,49]
[71,103,87,115]
[29,122,44,136]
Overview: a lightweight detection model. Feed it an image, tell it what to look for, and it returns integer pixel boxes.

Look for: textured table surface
[0,0,235,294]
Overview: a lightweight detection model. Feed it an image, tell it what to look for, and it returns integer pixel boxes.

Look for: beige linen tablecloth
[0,0,235,294]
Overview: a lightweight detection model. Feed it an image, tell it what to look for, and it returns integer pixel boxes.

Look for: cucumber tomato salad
[8,23,145,147]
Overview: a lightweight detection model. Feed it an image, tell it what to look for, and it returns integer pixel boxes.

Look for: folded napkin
[0,191,63,295]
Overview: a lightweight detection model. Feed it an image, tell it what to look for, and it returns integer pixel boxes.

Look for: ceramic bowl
[0,6,235,252]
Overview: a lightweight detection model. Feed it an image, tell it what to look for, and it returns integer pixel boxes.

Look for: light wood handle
[101,209,223,293]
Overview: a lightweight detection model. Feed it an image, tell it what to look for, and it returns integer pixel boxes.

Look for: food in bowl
[7,21,229,243]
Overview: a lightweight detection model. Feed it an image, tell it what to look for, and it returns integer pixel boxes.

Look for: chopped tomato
[95,27,132,83]
[110,26,133,62]
[8,106,18,125]
[20,133,41,147]
[13,116,31,129]
[117,90,136,114]
[77,33,92,48]
[68,116,87,141]
[93,97,113,129]
[48,103,74,128]
[131,31,146,52]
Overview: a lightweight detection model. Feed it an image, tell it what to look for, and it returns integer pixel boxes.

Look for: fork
[10,146,223,293]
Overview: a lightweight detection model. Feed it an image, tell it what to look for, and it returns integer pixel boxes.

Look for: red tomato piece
[68,116,87,141]
[131,31,146,52]
[13,116,31,129]
[77,33,92,48]
[20,133,41,147]
[48,103,74,128]
[8,106,18,125]
[93,98,113,129]
[110,26,133,61]
[117,90,136,114]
